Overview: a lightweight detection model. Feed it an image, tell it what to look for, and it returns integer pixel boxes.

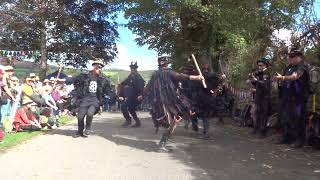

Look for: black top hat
[201,63,210,71]
[157,56,171,66]
[129,61,138,69]
[257,57,269,66]
[288,47,303,57]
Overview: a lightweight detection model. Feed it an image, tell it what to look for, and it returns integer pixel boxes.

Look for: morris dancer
[143,56,203,151]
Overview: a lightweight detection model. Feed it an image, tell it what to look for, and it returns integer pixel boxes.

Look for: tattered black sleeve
[169,71,190,82]
[136,74,145,96]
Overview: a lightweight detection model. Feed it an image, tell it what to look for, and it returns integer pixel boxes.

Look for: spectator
[29,73,36,89]
[21,77,34,103]
[8,76,22,132]
[34,75,43,95]
[66,75,74,94]
[0,68,5,123]
[22,77,46,106]
[43,79,53,94]
[14,100,41,131]
[104,95,110,111]
[1,66,17,128]
[1,66,18,102]
[53,84,69,114]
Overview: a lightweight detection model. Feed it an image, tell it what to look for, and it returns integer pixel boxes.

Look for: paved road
[0,112,320,180]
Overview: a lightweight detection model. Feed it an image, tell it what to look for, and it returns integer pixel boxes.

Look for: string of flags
[0,49,41,61]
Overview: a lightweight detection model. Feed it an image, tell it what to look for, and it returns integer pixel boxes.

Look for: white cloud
[272,28,302,46]
[272,29,292,46]
[106,44,158,71]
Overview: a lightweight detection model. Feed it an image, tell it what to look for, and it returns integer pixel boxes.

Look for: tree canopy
[0,0,318,82]
[0,0,120,71]
[120,0,320,87]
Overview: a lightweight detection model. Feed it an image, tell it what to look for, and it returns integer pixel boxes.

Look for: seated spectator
[21,77,34,103]
[49,77,56,85]
[34,76,43,93]
[43,79,52,94]
[52,85,68,116]
[22,78,46,106]
[40,78,58,110]
[39,107,59,128]
[14,100,41,131]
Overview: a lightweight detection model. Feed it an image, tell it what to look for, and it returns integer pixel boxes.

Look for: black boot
[291,140,304,148]
[192,124,199,132]
[274,136,290,144]
[216,117,224,125]
[158,141,170,152]
[259,131,267,138]
[132,118,141,128]
[84,129,91,136]
[251,129,258,135]
[73,131,87,138]
[121,120,132,127]
[201,133,212,140]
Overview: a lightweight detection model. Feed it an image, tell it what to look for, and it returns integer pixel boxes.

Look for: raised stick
[191,54,207,88]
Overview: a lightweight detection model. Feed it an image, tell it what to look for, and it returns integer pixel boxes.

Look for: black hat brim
[289,52,303,57]
[92,63,105,67]
[129,65,138,69]
[257,60,269,66]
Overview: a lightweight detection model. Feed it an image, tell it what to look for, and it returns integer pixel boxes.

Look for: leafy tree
[121,0,303,74]
[0,0,120,77]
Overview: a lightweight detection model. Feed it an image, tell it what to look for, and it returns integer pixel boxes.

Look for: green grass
[0,131,42,150]
[0,116,75,151]
[58,115,76,125]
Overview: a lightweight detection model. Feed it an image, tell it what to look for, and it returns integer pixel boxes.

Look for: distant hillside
[0,60,154,84]
[1,60,61,78]
[103,69,154,85]
[7,66,154,85]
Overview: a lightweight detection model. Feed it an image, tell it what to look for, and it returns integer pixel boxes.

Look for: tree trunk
[39,28,48,80]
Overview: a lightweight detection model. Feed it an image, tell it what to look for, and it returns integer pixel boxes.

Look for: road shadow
[48,113,320,180]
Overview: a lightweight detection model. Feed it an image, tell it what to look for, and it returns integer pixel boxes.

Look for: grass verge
[0,115,75,151]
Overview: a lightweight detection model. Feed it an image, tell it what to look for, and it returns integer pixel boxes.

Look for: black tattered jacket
[73,72,112,106]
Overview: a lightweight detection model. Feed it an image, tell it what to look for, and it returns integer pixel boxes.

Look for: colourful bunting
[0,49,41,63]
[0,49,40,58]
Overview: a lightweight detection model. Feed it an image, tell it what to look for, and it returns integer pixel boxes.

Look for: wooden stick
[313,94,316,113]
[52,65,63,90]
[191,54,207,88]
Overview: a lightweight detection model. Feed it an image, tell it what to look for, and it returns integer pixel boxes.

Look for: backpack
[237,103,253,127]
[307,64,320,94]
[307,112,320,149]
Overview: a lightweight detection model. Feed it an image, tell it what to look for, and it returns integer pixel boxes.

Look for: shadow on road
[49,113,320,180]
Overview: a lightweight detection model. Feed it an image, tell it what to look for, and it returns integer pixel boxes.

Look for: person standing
[275,47,310,148]
[118,62,145,128]
[73,59,111,137]
[250,58,271,137]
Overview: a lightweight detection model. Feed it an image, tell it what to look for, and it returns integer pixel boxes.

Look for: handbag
[0,89,9,105]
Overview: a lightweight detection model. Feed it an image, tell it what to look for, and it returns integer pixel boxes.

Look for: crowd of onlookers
[0,65,148,141]
[0,65,74,138]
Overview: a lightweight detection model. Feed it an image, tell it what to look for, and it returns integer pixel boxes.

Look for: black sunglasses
[95,65,103,69]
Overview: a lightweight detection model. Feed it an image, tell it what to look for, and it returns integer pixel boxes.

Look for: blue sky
[106,2,320,71]
[106,14,158,71]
